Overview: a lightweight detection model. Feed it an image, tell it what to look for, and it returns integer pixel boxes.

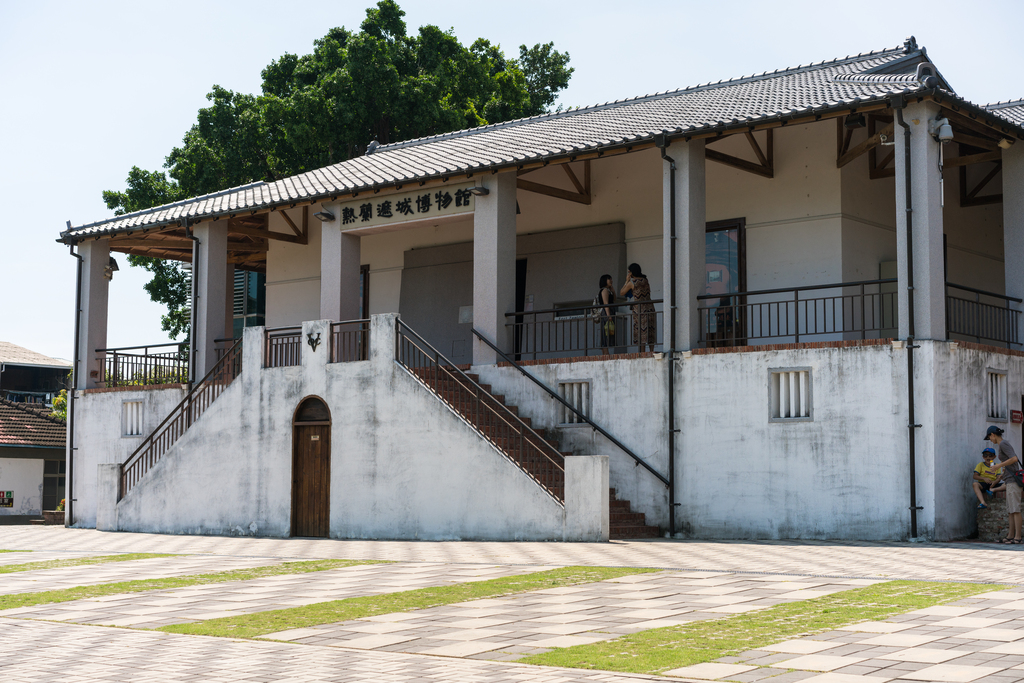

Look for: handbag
[590,292,604,322]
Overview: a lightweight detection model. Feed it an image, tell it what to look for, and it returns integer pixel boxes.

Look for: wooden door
[292,397,331,537]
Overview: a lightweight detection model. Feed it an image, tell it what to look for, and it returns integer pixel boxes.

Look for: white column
[895,101,946,341]
[319,204,361,322]
[193,220,228,377]
[225,264,236,340]
[472,172,517,365]
[1003,143,1024,343]
[662,139,706,351]
[76,239,110,390]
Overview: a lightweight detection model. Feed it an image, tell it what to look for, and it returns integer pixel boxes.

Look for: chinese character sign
[332,182,476,231]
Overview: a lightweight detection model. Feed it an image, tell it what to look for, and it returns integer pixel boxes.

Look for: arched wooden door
[291,397,331,537]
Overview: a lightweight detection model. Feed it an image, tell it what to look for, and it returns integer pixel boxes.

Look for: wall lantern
[313,210,335,222]
[468,187,489,196]
[103,256,119,281]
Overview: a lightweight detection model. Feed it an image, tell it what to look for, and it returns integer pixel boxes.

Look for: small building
[59,38,1024,541]
[0,342,71,406]
[0,399,66,523]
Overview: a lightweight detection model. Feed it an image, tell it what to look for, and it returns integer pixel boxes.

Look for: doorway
[291,396,331,537]
[704,218,747,346]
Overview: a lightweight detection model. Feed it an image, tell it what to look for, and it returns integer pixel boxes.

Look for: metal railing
[119,338,243,500]
[330,320,370,363]
[506,300,664,360]
[697,279,898,347]
[472,329,669,487]
[396,319,565,500]
[265,327,302,367]
[946,283,1021,347]
[96,342,188,388]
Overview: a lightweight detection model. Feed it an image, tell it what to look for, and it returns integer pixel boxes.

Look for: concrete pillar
[564,455,610,542]
[320,204,362,322]
[77,239,110,390]
[193,220,228,377]
[1003,144,1024,343]
[95,463,119,531]
[894,101,946,341]
[662,139,706,351]
[225,264,236,340]
[472,172,517,365]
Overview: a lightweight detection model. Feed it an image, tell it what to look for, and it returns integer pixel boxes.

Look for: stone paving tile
[6,526,1024,583]
[262,570,869,660]
[1,617,682,683]
[0,553,293,595]
[0,562,547,628]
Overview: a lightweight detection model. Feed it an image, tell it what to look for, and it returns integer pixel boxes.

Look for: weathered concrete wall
[0,458,43,516]
[71,385,186,528]
[104,315,572,540]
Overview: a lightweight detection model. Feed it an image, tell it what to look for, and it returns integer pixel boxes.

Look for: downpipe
[656,134,678,537]
[67,239,84,527]
[892,96,922,540]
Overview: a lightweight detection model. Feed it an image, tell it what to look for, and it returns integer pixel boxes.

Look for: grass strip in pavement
[0,549,25,553]
[520,580,1006,675]
[0,553,174,575]
[159,566,658,639]
[0,559,382,610]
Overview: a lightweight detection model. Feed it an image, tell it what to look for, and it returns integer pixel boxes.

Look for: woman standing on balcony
[621,263,656,353]
[597,274,616,355]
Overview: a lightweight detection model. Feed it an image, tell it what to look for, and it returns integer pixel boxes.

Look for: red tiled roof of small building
[0,398,66,449]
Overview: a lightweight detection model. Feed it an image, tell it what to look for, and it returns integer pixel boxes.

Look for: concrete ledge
[564,455,609,542]
[81,384,186,395]
[693,338,894,355]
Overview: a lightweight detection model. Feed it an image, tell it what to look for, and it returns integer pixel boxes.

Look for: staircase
[396,321,660,539]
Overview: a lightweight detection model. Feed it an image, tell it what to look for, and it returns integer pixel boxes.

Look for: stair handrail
[472,328,669,488]
[119,338,244,500]
[395,320,564,488]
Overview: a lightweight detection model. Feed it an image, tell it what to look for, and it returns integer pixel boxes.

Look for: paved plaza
[2,527,1023,682]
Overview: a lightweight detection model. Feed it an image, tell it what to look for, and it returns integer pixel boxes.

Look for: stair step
[610,525,661,539]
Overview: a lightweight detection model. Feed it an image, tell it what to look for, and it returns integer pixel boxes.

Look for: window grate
[122,401,144,437]
[987,371,1008,421]
[557,381,590,425]
[770,369,812,421]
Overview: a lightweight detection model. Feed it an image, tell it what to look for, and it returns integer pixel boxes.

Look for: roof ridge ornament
[904,36,918,52]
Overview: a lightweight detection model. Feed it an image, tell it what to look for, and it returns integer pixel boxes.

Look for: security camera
[928,117,954,144]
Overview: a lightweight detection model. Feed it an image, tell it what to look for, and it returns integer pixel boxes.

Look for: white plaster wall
[109,316,567,540]
[265,217,322,327]
[480,343,918,540]
[0,458,43,515]
[71,386,185,528]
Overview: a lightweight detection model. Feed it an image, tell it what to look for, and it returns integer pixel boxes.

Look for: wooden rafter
[941,108,1016,147]
[705,129,774,178]
[837,123,894,168]
[959,153,1003,207]
[516,160,591,204]
[944,150,1002,169]
[279,208,303,238]
[868,115,896,179]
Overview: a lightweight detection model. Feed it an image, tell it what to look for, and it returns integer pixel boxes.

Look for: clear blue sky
[1,0,1020,361]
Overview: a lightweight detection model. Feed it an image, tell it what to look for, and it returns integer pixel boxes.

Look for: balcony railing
[946,283,1021,347]
[264,327,302,367]
[96,342,188,388]
[330,320,370,363]
[506,300,664,360]
[697,279,898,347]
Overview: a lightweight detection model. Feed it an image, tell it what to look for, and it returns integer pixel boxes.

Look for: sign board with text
[335,182,476,231]
[0,491,12,508]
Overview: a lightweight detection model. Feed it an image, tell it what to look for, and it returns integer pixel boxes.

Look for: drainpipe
[656,134,677,537]
[186,223,199,388]
[67,238,84,527]
[892,95,922,540]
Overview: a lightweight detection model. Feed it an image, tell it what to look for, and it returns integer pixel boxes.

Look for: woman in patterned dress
[620,263,656,352]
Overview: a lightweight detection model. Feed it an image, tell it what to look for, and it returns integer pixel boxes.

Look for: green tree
[105,2,573,331]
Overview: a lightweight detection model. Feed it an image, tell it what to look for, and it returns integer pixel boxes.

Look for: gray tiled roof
[0,342,72,368]
[986,99,1024,127]
[61,39,1022,242]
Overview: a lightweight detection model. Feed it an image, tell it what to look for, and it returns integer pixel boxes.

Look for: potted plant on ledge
[43,499,65,525]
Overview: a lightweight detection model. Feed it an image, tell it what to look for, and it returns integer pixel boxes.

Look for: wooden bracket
[279,208,303,238]
[516,160,591,204]
[867,115,896,179]
[959,147,1003,207]
[837,122,894,168]
[705,129,774,178]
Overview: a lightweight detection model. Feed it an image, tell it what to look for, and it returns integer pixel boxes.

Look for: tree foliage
[104,2,572,334]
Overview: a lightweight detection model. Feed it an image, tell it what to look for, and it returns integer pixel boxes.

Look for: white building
[61,38,1024,541]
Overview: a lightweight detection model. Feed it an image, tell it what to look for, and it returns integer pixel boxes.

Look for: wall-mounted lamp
[103,256,119,281]
[844,112,866,129]
[313,210,336,222]
[468,187,489,196]
[998,138,1015,150]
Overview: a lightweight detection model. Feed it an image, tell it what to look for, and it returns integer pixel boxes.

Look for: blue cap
[983,447,996,456]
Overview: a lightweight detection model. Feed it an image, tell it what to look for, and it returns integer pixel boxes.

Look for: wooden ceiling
[107,207,309,273]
